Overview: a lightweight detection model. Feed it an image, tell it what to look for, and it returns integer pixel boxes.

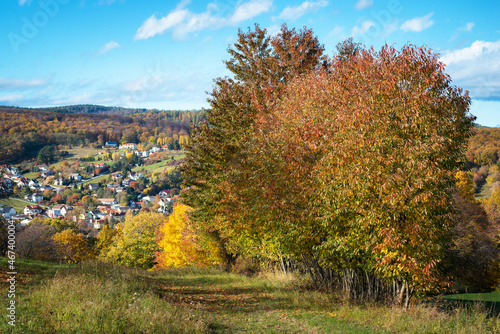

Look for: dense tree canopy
[182,26,476,304]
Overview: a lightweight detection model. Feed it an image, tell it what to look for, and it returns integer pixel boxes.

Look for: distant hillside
[0,106,203,163]
[467,127,500,166]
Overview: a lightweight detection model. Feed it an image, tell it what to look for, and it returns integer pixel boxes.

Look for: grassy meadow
[1,258,500,333]
[0,198,31,214]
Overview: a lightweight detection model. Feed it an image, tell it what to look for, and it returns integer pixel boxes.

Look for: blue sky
[1,0,499,126]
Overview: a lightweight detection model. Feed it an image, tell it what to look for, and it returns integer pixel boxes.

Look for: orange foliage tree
[183,28,475,305]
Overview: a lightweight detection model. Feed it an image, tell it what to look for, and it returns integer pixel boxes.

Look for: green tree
[37,145,56,164]
[102,211,165,269]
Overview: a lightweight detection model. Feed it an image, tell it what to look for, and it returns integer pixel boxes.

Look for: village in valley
[0,141,182,236]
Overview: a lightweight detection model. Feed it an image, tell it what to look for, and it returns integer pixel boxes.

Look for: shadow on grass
[431,295,500,318]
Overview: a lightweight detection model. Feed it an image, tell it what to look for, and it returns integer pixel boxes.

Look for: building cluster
[0,163,176,233]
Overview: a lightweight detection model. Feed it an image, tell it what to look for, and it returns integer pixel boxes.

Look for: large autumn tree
[182,25,475,304]
[181,24,327,266]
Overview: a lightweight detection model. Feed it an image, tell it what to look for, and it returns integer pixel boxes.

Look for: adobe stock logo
[355,0,403,45]
[7,0,70,53]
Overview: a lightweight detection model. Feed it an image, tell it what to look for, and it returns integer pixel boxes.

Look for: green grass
[1,258,500,333]
[22,171,40,180]
[443,292,500,302]
[0,198,30,214]
[64,147,110,160]
[133,160,172,174]
[81,173,111,186]
[133,152,186,174]
[475,182,492,200]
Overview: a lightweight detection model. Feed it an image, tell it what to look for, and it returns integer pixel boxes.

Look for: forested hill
[467,127,500,166]
[0,106,203,163]
[0,105,204,121]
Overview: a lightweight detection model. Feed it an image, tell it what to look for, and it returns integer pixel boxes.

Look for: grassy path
[1,258,499,333]
[149,268,381,333]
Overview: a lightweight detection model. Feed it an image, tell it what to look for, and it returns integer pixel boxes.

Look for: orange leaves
[248,42,474,293]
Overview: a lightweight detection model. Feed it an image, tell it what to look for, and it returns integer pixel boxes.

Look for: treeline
[0,107,201,163]
[0,105,204,122]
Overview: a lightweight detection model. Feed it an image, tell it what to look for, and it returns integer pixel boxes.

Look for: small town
[1,0,500,332]
[0,143,181,236]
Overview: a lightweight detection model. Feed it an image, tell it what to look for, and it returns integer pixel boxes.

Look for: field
[0,197,44,214]
[476,182,493,200]
[1,258,499,333]
[64,146,111,160]
[132,152,185,174]
[81,173,111,186]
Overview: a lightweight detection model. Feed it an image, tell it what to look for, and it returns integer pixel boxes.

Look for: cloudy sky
[1,0,499,126]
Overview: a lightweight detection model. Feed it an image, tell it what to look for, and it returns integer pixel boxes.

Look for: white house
[69,173,82,181]
[41,170,54,178]
[61,205,72,216]
[142,195,154,203]
[25,193,44,202]
[97,198,117,205]
[128,171,144,181]
[0,206,16,219]
[111,172,123,180]
[48,205,64,218]
[158,190,170,197]
[104,141,118,148]
[158,198,172,206]
[149,146,161,154]
[136,151,148,158]
[28,179,39,189]
[120,143,137,150]
[24,205,43,215]
[54,177,66,186]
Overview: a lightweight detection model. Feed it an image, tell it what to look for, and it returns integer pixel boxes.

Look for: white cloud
[440,40,500,99]
[441,40,500,65]
[0,77,47,90]
[450,22,475,41]
[0,94,24,102]
[231,0,274,23]
[354,0,372,10]
[351,20,375,37]
[51,94,92,106]
[329,25,345,37]
[98,41,120,54]
[400,12,434,32]
[18,0,31,5]
[461,22,474,32]
[266,24,282,37]
[134,0,272,40]
[134,9,189,40]
[278,0,328,20]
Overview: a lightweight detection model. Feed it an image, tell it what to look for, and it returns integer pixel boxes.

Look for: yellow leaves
[455,171,475,202]
[103,211,165,269]
[52,230,96,263]
[155,204,223,269]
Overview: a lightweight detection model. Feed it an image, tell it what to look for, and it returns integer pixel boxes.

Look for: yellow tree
[155,204,222,268]
[104,211,165,269]
[96,225,122,258]
[455,171,476,202]
[52,230,96,263]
